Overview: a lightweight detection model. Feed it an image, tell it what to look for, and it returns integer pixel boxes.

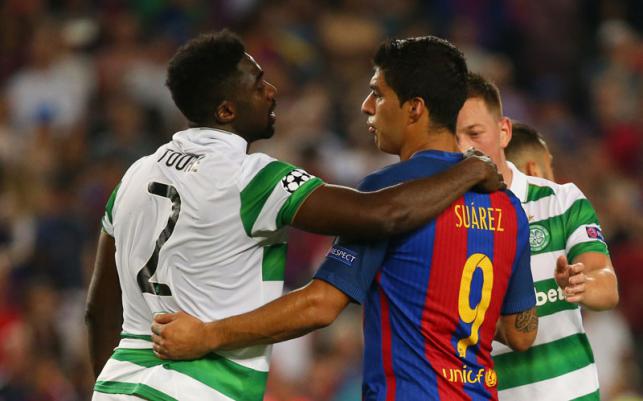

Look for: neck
[500,158,513,187]
[399,128,459,161]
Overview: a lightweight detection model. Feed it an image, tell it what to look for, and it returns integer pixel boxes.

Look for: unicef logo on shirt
[529,224,550,252]
[281,169,311,193]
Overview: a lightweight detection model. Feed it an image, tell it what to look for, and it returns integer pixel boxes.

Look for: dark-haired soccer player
[505,122,554,181]
[86,31,505,401]
[151,36,538,401]
[457,74,618,401]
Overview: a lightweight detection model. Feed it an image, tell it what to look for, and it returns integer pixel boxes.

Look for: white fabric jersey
[493,162,608,401]
[94,128,324,401]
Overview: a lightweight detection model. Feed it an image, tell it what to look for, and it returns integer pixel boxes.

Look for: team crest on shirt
[529,224,550,252]
[281,169,312,193]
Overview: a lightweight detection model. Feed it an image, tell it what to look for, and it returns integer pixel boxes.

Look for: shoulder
[524,176,587,207]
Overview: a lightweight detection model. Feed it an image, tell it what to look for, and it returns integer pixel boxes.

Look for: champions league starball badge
[281,169,312,193]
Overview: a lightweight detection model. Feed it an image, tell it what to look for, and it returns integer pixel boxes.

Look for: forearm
[580,267,618,311]
[379,158,485,235]
[86,309,122,377]
[293,158,485,240]
[205,281,348,351]
[86,231,122,378]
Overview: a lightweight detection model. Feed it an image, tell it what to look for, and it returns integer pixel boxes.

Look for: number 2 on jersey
[136,182,181,296]
[456,253,494,358]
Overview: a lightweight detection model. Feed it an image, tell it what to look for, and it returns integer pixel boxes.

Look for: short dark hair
[466,72,503,118]
[166,30,245,124]
[373,36,468,133]
[506,122,548,162]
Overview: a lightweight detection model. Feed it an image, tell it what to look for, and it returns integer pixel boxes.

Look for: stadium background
[0,0,640,400]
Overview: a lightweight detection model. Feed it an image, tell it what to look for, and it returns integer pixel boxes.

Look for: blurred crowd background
[0,0,640,400]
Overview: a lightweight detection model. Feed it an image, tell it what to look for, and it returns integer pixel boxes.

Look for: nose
[266,81,277,100]
[456,134,473,152]
[361,93,374,115]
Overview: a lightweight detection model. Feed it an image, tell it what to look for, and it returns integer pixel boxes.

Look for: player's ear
[408,97,425,124]
[215,100,236,124]
[499,117,512,149]
[525,160,542,178]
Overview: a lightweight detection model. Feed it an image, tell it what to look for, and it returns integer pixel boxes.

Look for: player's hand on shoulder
[462,148,506,193]
[151,311,210,360]
[554,255,587,304]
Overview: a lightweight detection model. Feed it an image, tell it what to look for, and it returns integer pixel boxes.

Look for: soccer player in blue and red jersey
[151,36,538,401]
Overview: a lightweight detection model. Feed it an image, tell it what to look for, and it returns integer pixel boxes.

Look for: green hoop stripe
[240,161,296,237]
[95,381,178,401]
[110,348,267,401]
[526,184,554,203]
[494,333,594,390]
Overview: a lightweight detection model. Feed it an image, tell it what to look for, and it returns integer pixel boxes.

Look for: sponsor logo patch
[281,169,312,193]
[586,226,605,242]
[327,246,358,267]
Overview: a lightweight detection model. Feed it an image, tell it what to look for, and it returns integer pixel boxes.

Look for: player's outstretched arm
[85,231,123,378]
[554,254,618,311]
[292,151,504,240]
[151,279,349,360]
[496,307,538,352]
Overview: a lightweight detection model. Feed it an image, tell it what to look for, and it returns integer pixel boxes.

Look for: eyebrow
[255,70,264,84]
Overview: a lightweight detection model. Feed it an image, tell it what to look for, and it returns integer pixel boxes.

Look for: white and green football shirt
[492,162,609,401]
[93,128,324,401]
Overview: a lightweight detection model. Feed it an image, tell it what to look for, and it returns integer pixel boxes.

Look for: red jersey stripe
[422,197,469,400]
[378,273,397,401]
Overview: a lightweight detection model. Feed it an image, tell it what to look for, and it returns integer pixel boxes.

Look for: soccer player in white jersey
[456,73,619,401]
[85,31,505,401]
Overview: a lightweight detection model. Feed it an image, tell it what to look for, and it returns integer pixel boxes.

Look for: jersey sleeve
[239,159,324,237]
[501,201,536,315]
[314,239,388,304]
[312,170,390,304]
[101,182,121,237]
[561,183,609,262]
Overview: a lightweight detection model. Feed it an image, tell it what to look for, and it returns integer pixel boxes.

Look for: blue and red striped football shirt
[314,150,535,401]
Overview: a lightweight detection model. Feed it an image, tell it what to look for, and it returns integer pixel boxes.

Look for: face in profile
[361,68,407,155]
[231,53,278,141]
[456,97,510,167]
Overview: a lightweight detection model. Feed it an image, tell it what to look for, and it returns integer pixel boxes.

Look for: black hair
[166,30,245,124]
[506,122,548,161]
[466,72,503,117]
[373,36,468,133]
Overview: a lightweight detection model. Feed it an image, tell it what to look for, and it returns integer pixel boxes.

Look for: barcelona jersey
[314,150,535,401]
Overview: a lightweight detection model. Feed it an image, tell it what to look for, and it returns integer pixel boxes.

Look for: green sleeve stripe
[493,333,594,390]
[262,244,287,281]
[240,161,296,236]
[111,348,267,401]
[570,390,600,401]
[564,198,601,237]
[95,381,178,401]
[529,199,601,256]
[534,279,579,317]
[526,184,554,202]
[567,241,609,263]
[276,177,324,227]
[105,182,122,224]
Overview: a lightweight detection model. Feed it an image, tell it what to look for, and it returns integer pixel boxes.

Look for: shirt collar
[172,127,248,154]
[507,161,528,203]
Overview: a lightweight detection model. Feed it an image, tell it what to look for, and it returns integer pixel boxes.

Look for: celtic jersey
[492,162,609,401]
[94,128,323,401]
